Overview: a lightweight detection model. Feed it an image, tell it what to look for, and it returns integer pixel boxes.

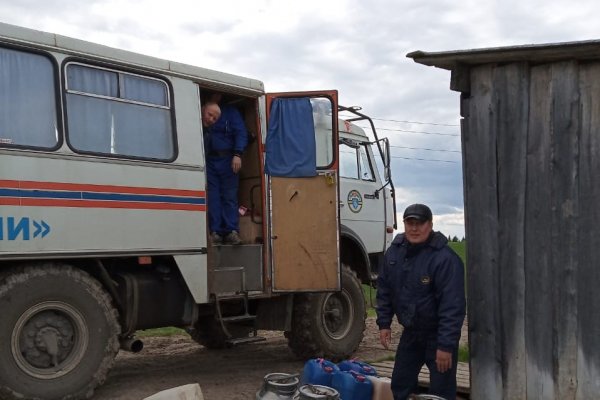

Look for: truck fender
[339,224,371,284]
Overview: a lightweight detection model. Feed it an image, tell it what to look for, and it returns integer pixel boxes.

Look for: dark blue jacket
[376,231,465,351]
[206,104,248,156]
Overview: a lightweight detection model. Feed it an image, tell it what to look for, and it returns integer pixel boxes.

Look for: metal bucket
[256,373,300,400]
[294,384,340,400]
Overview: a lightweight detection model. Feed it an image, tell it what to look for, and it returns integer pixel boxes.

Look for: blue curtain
[265,97,317,177]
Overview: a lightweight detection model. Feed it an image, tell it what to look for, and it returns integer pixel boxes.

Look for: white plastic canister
[365,376,393,400]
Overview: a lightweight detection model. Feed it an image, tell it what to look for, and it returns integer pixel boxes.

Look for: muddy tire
[286,265,366,361]
[188,316,252,349]
[0,264,120,400]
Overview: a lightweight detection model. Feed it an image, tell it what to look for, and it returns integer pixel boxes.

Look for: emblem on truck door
[347,190,363,213]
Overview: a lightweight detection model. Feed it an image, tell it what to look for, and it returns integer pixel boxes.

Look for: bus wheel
[0,264,120,400]
[287,265,366,361]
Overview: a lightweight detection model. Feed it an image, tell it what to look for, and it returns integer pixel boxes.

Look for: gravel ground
[92,316,469,399]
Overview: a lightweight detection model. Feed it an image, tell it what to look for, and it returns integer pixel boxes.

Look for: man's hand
[232,155,242,173]
[436,349,452,373]
[379,329,392,349]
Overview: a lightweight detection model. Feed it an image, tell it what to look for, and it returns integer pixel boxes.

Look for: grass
[363,284,378,317]
[458,344,469,363]
[135,326,188,338]
[449,241,468,296]
[448,241,467,264]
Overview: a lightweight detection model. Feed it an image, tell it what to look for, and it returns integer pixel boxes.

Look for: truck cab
[338,108,397,284]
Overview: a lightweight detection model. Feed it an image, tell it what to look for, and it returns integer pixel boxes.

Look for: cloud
[2,0,600,240]
[433,210,465,239]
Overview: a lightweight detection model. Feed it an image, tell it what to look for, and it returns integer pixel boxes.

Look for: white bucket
[143,383,204,400]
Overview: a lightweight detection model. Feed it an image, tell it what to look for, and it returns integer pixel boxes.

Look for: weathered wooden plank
[416,365,471,394]
[524,63,556,400]
[451,63,471,93]
[576,62,600,400]
[371,361,471,394]
[493,62,529,399]
[460,92,470,119]
[463,64,503,400]
[550,61,580,399]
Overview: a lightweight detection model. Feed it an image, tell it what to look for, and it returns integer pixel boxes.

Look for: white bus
[0,22,395,399]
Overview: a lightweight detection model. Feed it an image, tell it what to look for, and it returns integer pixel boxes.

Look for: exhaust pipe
[120,336,144,353]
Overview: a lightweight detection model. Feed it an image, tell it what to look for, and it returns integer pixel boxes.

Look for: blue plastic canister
[330,370,373,400]
[337,359,378,377]
[301,358,340,386]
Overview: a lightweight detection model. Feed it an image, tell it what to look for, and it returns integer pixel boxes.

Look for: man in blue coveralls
[376,203,465,400]
[204,94,248,245]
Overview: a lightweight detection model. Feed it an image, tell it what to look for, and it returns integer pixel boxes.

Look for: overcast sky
[1,0,598,238]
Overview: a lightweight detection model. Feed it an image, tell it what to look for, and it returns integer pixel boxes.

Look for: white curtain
[66,64,173,159]
[0,47,57,148]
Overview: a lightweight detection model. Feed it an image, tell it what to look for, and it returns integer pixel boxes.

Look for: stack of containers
[301,358,340,387]
[330,370,373,400]
[301,358,394,400]
[338,359,393,400]
[337,359,378,377]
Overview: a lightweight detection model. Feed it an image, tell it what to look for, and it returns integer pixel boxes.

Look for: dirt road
[93,316,469,399]
[92,317,395,400]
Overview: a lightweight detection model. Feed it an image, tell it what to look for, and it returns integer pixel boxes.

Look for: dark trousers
[206,156,239,235]
[391,330,458,400]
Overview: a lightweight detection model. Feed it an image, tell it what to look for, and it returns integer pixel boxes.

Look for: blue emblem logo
[347,190,363,213]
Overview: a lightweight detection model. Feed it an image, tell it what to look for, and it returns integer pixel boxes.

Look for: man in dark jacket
[376,203,465,400]
[204,94,248,245]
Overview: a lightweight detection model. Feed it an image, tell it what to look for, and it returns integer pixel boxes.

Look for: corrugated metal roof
[407,39,600,70]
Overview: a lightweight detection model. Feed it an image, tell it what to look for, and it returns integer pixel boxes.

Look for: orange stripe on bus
[0,197,21,206]
[18,198,205,211]
[0,180,205,197]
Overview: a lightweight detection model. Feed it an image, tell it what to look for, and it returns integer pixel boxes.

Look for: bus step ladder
[213,268,263,345]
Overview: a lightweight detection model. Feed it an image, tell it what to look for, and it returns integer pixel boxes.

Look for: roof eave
[407,39,600,70]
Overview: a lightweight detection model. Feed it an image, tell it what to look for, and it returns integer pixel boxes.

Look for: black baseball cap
[403,203,432,222]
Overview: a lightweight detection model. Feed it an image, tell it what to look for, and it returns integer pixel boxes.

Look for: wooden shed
[408,41,600,400]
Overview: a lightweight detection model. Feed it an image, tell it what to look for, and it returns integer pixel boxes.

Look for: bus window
[65,63,174,160]
[0,46,58,149]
